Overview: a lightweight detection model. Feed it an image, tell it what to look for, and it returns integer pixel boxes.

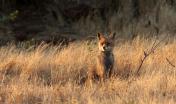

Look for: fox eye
[101,42,104,45]
[106,42,110,45]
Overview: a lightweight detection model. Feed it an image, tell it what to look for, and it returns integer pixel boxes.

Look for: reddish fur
[88,32,116,83]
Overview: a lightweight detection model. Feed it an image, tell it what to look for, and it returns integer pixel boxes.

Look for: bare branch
[136,35,167,75]
[166,57,175,68]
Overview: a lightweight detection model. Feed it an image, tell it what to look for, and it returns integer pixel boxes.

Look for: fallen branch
[136,36,167,75]
[166,57,175,68]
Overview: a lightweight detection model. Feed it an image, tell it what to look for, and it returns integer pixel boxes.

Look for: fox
[88,32,116,83]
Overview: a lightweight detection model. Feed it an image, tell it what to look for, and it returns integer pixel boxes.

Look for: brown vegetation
[0,35,175,103]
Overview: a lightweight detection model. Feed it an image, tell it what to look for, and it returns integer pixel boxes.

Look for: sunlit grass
[0,36,175,104]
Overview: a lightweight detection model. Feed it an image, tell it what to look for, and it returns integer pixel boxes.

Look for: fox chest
[97,53,114,71]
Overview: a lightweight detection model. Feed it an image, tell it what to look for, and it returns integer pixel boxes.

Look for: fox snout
[103,46,106,50]
[100,43,111,51]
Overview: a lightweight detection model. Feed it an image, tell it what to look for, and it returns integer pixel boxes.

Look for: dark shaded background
[0,0,176,44]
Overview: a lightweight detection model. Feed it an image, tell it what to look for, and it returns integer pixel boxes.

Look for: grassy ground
[0,35,175,104]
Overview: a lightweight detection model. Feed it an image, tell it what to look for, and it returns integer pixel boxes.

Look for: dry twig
[166,57,175,68]
[136,36,167,75]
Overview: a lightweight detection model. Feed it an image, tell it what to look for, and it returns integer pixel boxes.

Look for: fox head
[97,32,116,52]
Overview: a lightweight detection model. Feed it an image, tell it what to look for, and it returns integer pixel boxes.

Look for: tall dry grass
[0,35,176,104]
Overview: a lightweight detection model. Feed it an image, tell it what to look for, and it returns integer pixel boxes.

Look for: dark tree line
[1,0,175,21]
[0,0,176,42]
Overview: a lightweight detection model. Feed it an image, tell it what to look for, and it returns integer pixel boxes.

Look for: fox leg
[109,65,113,78]
[97,67,105,83]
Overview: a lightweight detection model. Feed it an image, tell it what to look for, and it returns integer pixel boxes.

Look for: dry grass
[0,35,176,104]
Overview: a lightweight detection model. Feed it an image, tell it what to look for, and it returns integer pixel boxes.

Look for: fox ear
[97,32,104,40]
[109,32,116,39]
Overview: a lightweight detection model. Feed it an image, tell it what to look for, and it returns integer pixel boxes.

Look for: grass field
[0,35,176,104]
